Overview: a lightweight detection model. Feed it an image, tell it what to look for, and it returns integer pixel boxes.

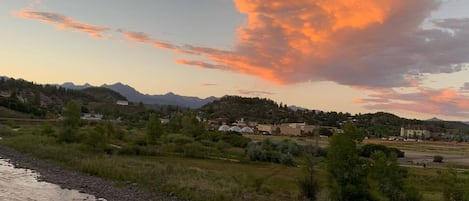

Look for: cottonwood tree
[369,151,421,201]
[327,123,370,201]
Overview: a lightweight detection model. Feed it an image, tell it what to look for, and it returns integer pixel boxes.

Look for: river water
[0,158,104,201]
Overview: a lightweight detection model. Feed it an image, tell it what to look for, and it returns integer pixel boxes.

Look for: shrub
[166,134,194,145]
[221,132,251,148]
[360,144,404,158]
[183,142,208,158]
[433,155,444,163]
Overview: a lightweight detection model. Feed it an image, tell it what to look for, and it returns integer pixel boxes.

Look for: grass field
[2,124,469,201]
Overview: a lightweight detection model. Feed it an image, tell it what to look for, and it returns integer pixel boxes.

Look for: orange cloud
[361,88,469,117]
[13,10,111,39]
[118,30,152,43]
[176,0,469,88]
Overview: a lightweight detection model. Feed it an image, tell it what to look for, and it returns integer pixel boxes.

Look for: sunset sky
[2,0,469,121]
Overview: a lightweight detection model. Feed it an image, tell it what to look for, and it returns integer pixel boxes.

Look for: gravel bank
[0,146,182,201]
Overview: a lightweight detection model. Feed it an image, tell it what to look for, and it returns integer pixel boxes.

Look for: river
[0,158,104,201]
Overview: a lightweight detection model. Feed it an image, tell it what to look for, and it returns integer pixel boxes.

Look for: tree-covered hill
[0,78,126,117]
[199,96,469,136]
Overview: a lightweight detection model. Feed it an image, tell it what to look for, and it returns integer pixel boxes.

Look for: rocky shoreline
[0,146,181,201]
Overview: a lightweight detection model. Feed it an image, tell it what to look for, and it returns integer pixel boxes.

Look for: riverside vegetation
[1,102,469,200]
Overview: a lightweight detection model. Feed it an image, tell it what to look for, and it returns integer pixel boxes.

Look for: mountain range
[60,82,218,108]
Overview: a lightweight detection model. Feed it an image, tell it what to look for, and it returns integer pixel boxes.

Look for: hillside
[200,96,469,136]
[0,78,125,117]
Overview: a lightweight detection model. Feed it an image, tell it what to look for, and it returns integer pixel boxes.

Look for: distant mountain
[60,82,217,108]
[426,117,444,121]
[61,82,92,90]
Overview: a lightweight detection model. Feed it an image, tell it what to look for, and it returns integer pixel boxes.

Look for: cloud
[237,89,274,96]
[201,83,217,87]
[14,1,469,91]
[117,30,152,43]
[175,0,469,88]
[356,88,469,117]
[13,10,111,39]
[462,82,469,91]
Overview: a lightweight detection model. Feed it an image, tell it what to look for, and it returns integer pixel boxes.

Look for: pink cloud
[176,0,469,88]
[201,83,217,87]
[13,10,111,39]
[359,88,469,117]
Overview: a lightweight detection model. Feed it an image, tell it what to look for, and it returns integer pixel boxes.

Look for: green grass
[3,125,469,201]
[0,128,307,201]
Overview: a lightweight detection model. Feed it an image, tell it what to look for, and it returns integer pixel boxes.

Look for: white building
[116,100,129,106]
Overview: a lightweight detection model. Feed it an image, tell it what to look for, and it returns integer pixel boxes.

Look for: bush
[183,142,209,158]
[360,144,404,158]
[433,155,444,163]
[246,140,298,166]
[166,134,194,145]
[221,132,251,148]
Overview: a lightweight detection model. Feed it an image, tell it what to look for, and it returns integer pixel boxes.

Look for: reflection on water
[0,158,104,201]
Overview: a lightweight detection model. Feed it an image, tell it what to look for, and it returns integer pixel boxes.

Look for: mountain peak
[426,117,443,121]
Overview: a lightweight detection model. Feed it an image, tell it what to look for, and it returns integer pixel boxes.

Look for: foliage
[298,155,319,201]
[438,168,468,201]
[369,151,421,201]
[181,112,205,137]
[219,132,251,148]
[165,133,194,145]
[246,139,301,166]
[146,113,163,144]
[360,143,405,158]
[327,131,370,200]
[433,155,444,163]
[40,123,55,136]
[84,123,108,150]
[59,101,81,143]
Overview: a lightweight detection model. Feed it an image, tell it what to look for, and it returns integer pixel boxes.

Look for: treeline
[200,96,469,136]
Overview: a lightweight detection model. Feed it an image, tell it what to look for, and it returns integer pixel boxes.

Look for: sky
[1,0,469,121]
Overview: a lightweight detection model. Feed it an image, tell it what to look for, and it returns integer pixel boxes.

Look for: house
[257,124,275,134]
[116,100,129,106]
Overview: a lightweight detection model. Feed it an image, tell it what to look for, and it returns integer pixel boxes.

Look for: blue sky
[2,0,469,120]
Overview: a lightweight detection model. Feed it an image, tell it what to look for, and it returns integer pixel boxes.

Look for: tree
[59,101,81,143]
[327,128,370,201]
[84,123,107,149]
[181,112,205,137]
[299,151,319,201]
[147,113,163,144]
[369,151,421,201]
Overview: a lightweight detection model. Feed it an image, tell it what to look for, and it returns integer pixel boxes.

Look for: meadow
[1,122,469,201]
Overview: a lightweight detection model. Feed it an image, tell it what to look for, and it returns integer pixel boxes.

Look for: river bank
[0,146,181,201]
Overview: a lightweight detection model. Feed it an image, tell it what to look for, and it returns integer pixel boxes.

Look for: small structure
[241,127,254,133]
[116,100,129,106]
[230,126,242,133]
[218,125,230,132]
